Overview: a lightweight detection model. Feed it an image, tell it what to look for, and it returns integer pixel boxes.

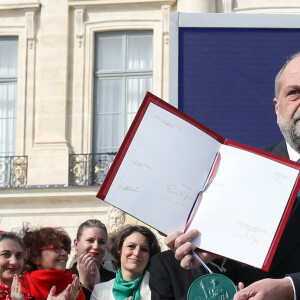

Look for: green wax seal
[188,273,237,300]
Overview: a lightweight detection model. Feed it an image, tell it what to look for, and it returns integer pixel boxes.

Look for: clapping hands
[47,274,80,300]
[10,275,24,300]
[77,253,100,290]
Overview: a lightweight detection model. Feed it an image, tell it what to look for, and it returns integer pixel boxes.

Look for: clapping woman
[0,231,32,300]
[70,219,115,299]
[20,227,85,300]
[91,225,161,300]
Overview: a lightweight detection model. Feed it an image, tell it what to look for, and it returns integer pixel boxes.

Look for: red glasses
[40,244,71,254]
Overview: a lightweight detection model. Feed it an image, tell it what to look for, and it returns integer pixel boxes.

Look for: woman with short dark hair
[91,225,161,300]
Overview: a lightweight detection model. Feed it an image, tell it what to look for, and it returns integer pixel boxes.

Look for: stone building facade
[1,0,300,264]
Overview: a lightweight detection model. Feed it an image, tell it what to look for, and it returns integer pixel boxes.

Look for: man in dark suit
[161,53,300,300]
[150,250,227,300]
[149,250,204,300]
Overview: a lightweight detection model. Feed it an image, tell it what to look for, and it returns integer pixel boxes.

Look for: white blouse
[91,271,151,300]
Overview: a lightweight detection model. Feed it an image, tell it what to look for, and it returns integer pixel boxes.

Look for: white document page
[189,144,299,268]
[105,103,221,234]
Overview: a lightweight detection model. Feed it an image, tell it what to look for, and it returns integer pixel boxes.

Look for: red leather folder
[97,92,300,271]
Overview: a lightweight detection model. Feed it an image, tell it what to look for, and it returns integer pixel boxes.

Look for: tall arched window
[93,31,152,153]
[0,37,18,156]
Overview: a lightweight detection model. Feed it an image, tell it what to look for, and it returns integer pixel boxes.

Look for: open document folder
[97,92,300,271]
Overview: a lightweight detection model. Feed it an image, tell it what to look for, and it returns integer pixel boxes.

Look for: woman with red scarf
[20,227,85,300]
[0,231,32,300]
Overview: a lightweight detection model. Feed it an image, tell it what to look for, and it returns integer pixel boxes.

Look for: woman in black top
[70,219,115,300]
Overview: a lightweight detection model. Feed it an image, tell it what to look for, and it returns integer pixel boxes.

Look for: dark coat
[150,250,208,300]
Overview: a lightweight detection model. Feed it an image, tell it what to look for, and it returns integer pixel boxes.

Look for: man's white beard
[277,110,300,153]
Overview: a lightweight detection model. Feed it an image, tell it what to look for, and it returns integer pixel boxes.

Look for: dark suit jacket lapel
[266,141,289,159]
[267,141,300,273]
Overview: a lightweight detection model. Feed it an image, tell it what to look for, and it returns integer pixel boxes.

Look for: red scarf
[20,270,85,300]
[0,283,32,300]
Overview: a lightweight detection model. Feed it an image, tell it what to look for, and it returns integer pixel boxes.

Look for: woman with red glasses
[20,227,85,300]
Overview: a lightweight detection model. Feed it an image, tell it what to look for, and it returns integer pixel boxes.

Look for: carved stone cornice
[232,0,300,12]
[68,0,176,7]
[0,1,40,11]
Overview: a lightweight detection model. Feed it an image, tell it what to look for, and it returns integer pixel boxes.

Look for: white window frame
[0,37,18,156]
[81,21,163,154]
[0,4,39,157]
[93,30,153,153]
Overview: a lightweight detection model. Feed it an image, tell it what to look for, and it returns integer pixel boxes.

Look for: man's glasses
[40,244,71,254]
